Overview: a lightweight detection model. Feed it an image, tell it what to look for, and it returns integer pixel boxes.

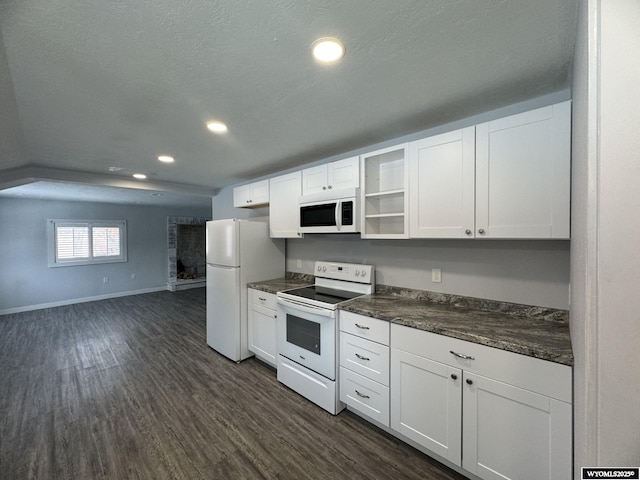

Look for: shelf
[361,143,409,238]
[365,213,405,219]
[365,189,405,198]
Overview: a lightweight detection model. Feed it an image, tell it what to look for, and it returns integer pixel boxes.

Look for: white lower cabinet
[390,349,462,466]
[247,289,278,368]
[462,372,572,480]
[339,311,390,426]
[385,322,572,480]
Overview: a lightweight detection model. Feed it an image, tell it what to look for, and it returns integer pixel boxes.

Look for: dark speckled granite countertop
[247,273,314,295]
[339,285,573,367]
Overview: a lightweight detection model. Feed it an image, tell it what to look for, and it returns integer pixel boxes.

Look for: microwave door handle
[335,200,342,231]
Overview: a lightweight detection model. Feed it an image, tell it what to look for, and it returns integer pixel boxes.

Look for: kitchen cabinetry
[475,101,570,239]
[247,288,278,368]
[409,127,475,238]
[390,323,572,480]
[409,101,571,239]
[360,144,410,238]
[269,171,303,238]
[233,180,269,208]
[302,156,359,196]
[339,311,390,426]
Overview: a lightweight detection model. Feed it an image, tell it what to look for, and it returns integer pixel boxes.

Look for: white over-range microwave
[299,188,360,234]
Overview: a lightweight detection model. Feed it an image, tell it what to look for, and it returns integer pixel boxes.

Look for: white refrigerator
[206,219,285,362]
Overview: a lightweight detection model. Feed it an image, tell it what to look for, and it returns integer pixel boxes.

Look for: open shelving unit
[360,143,409,238]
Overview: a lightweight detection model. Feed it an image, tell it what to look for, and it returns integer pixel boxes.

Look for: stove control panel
[314,261,374,285]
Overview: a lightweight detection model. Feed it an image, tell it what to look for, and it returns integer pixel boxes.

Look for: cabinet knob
[322,186,327,190]
[465,229,472,235]
[478,228,485,234]
[328,185,332,189]
[466,379,473,385]
[451,374,458,380]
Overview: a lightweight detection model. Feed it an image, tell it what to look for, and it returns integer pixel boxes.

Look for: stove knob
[355,270,360,276]
[361,270,367,277]
[322,266,327,272]
[317,266,321,272]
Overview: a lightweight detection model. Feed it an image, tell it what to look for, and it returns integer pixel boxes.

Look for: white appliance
[206,219,284,362]
[299,188,359,234]
[276,261,374,414]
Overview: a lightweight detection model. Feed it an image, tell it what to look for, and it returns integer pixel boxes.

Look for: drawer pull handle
[259,297,266,301]
[355,353,370,361]
[450,350,475,360]
[355,390,370,399]
[354,323,370,330]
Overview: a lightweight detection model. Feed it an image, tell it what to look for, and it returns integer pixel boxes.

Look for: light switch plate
[431,268,442,283]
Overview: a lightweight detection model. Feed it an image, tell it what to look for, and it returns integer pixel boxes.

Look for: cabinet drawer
[340,367,389,427]
[340,311,389,345]
[250,289,277,310]
[391,324,571,403]
[340,333,390,386]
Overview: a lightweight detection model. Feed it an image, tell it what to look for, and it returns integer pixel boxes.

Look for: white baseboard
[0,287,168,316]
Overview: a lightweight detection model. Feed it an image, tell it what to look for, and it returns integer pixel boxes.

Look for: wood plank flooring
[0,289,465,480]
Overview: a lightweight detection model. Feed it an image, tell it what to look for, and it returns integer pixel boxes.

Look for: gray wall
[0,197,211,313]
[213,93,572,310]
[286,236,569,309]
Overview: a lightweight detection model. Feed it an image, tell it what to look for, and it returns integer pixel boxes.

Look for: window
[48,220,127,266]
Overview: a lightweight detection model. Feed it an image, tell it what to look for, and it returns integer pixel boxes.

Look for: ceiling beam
[0,165,218,197]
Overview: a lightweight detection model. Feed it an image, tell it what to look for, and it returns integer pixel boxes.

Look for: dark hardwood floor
[0,289,465,480]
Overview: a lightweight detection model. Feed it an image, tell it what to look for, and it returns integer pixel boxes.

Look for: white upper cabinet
[233,179,269,208]
[408,101,571,240]
[269,171,303,238]
[360,144,410,238]
[475,101,571,239]
[409,127,476,238]
[302,156,359,195]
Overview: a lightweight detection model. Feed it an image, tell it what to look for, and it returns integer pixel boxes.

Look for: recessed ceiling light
[133,173,147,180]
[158,155,174,163]
[151,193,163,197]
[312,37,345,63]
[206,121,228,133]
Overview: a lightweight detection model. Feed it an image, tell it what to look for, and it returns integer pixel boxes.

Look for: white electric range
[276,261,375,414]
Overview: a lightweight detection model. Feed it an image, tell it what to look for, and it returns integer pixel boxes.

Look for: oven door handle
[277,297,334,317]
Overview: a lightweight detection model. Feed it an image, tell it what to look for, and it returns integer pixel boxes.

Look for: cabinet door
[302,164,328,195]
[462,372,572,480]
[409,127,475,238]
[248,303,278,368]
[250,180,269,206]
[390,348,462,466]
[327,156,359,191]
[233,184,252,208]
[269,172,303,238]
[475,101,571,239]
[233,180,269,208]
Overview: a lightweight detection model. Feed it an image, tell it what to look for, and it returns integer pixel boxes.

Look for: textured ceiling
[0,0,578,205]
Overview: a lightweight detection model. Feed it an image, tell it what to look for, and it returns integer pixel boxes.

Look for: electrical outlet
[103,276,109,283]
[431,268,442,283]
[296,259,302,268]
[131,273,136,279]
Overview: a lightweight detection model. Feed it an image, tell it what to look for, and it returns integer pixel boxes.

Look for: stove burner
[282,285,363,305]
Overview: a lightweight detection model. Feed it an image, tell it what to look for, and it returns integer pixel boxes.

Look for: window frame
[47,219,128,267]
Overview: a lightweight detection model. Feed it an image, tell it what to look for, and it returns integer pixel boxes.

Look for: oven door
[277,297,337,380]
